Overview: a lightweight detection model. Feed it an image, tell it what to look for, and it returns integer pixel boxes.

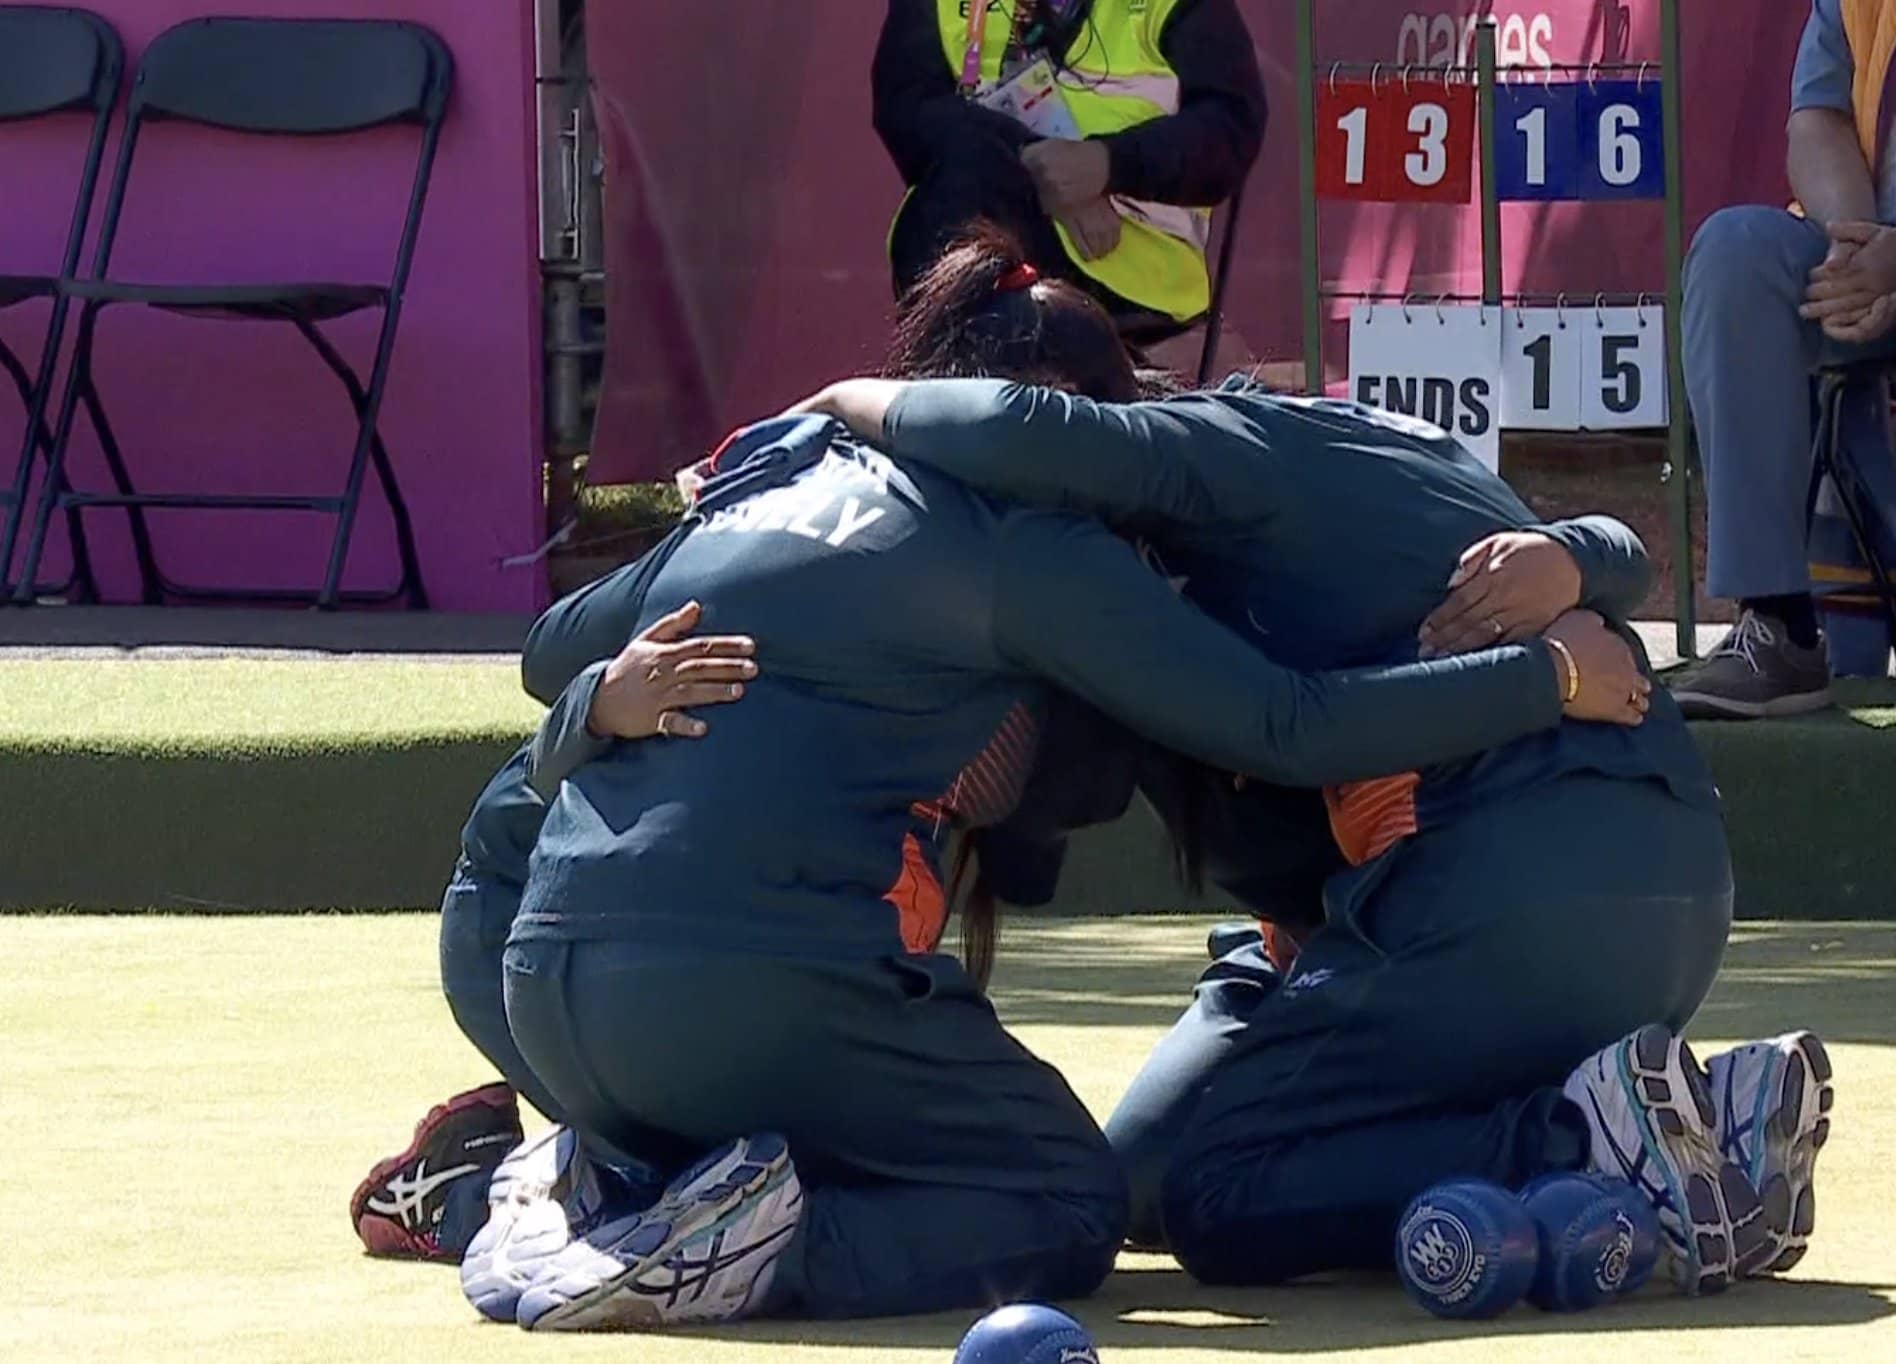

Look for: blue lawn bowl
[1589,1175,1662,1297]
[1396,1179,1539,1319]
[953,1303,1100,1364]
[1520,1171,1659,1310]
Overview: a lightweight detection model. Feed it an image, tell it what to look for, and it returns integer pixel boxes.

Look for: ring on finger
[1488,616,1503,637]
[656,710,679,737]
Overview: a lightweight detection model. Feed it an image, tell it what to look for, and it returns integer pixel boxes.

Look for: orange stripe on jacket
[1323,772,1421,867]
[911,702,1040,830]
[885,832,948,953]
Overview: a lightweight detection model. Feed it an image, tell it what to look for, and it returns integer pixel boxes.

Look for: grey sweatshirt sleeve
[992,512,1564,787]
[884,379,1257,527]
[525,661,614,801]
[1538,515,1653,623]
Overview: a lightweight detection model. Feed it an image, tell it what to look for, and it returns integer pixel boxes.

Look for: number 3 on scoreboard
[1406,102,1448,186]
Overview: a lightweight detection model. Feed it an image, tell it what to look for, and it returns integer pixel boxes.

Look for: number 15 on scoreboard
[1501,305,1668,431]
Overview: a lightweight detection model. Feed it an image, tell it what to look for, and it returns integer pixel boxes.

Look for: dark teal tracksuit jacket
[440,411,1579,1317]
[508,412,1571,955]
[873,378,1735,1283]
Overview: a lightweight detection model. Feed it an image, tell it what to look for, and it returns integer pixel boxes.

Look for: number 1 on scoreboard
[1315,81,1390,200]
[1494,83,1578,201]
[1337,104,1369,186]
[1500,309,1582,430]
[1514,104,1546,187]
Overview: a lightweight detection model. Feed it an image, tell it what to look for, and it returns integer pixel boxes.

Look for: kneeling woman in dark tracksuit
[442,242,1647,1335]
[804,375,1831,1296]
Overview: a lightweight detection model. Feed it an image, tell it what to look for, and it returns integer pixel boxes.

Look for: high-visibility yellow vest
[908,0,1212,321]
[1843,0,1896,166]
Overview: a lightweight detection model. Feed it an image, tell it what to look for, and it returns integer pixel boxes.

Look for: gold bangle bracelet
[1546,638,1579,704]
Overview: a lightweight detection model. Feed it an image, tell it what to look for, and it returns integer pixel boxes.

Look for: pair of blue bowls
[1397,1171,1664,1318]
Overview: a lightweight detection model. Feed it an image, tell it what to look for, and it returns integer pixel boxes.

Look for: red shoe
[351,1083,522,1261]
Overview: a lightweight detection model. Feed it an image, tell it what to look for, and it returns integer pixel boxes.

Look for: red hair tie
[997,262,1040,293]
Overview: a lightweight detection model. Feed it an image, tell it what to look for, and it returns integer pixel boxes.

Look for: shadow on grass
[700,1261,1894,1353]
[988,919,1896,1045]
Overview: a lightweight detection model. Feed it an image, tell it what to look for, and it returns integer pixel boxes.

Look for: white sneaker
[1563,1024,1774,1293]
[1706,1031,1835,1274]
[460,1126,612,1322]
[518,1132,802,1332]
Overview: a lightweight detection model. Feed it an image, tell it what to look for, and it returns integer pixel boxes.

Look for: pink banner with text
[587,0,1803,483]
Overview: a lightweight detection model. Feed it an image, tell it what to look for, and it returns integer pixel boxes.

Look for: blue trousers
[437,862,570,1127]
[502,939,1128,1320]
[1683,205,1896,600]
[1104,773,1733,1284]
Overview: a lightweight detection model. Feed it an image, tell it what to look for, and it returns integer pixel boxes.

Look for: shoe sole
[1617,1025,1774,1294]
[461,1197,570,1322]
[1748,1033,1834,1274]
[524,1134,793,1332]
[1670,687,1833,720]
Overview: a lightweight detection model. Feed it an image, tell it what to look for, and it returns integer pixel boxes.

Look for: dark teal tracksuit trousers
[501,939,1129,1320]
[446,872,1128,1321]
[437,860,571,1130]
[1105,772,1733,1283]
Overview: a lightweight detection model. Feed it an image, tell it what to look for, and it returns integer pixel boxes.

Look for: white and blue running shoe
[1564,1024,1775,1294]
[1706,1031,1834,1274]
[518,1132,802,1332]
[460,1125,615,1322]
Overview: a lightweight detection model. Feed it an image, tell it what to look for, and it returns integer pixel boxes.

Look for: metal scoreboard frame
[1293,0,1695,657]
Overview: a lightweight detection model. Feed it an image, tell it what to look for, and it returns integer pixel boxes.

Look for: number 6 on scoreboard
[1577,81,1666,200]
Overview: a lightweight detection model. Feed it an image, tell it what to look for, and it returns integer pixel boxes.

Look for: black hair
[884,223,1137,987]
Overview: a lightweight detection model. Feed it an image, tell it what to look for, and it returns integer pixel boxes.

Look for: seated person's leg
[1674,206,1846,717]
[1157,775,1733,1287]
[503,940,1128,1324]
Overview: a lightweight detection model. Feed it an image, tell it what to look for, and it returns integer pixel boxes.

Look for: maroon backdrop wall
[586,0,1805,484]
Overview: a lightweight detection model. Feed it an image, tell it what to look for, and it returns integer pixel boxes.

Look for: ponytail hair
[890,224,1135,988]
[884,221,1137,404]
[948,835,999,989]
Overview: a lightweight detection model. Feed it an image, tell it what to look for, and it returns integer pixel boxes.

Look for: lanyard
[959,0,995,91]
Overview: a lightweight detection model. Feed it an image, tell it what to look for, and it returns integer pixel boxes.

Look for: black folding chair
[11,17,454,609]
[1808,358,1896,641]
[1114,178,1249,388]
[0,6,121,601]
